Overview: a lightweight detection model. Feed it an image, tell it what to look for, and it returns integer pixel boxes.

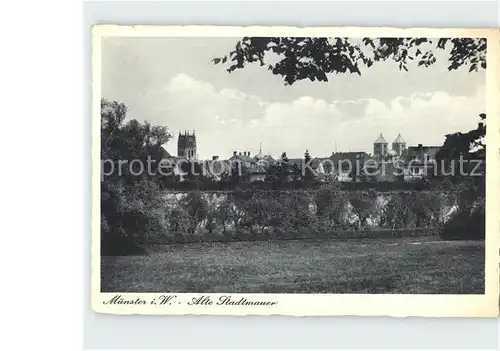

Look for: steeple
[392,133,407,157]
[373,133,388,159]
[393,133,405,144]
[255,141,264,160]
[374,133,387,144]
[177,128,197,160]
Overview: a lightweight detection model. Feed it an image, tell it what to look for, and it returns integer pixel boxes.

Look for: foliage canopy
[213,37,486,85]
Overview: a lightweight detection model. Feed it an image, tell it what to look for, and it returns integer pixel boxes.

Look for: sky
[101,37,485,160]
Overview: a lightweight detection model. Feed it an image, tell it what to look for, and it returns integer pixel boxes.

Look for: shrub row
[158,178,466,192]
[101,180,485,255]
[138,227,440,246]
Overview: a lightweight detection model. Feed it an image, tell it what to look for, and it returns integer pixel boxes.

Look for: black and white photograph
[93,26,499,316]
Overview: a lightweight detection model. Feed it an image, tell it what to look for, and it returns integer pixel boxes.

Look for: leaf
[415,38,427,45]
[214,36,487,86]
[351,65,361,75]
[437,38,448,49]
[317,70,328,82]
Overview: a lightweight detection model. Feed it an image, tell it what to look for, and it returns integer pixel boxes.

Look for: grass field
[101,238,485,294]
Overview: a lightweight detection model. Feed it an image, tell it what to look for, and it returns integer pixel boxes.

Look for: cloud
[160,74,268,158]
[332,99,372,120]
[342,85,485,153]
[149,73,485,160]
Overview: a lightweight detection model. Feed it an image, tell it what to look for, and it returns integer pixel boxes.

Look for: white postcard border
[91,25,500,317]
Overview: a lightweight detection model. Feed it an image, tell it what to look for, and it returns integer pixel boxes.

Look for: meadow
[101,238,484,294]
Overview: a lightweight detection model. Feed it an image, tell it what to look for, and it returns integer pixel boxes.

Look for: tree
[181,191,209,235]
[381,194,415,229]
[214,196,233,235]
[303,149,315,182]
[280,152,289,163]
[278,152,290,183]
[314,184,349,231]
[435,113,486,178]
[349,191,376,229]
[101,99,172,184]
[266,152,291,184]
[432,112,486,240]
[290,163,302,182]
[213,37,486,85]
[100,99,174,254]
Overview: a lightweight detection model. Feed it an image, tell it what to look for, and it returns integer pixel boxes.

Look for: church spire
[374,133,387,144]
[392,133,406,157]
[255,141,264,160]
[374,133,388,159]
[393,133,405,144]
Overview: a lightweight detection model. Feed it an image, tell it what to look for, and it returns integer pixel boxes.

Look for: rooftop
[374,134,387,144]
[393,133,405,144]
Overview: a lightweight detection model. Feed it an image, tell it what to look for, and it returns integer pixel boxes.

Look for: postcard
[92,25,500,317]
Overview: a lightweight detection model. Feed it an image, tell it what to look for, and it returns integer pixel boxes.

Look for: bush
[101,180,484,250]
[314,184,349,230]
[440,178,485,240]
[101,179,168,255]
[440,204,485,240]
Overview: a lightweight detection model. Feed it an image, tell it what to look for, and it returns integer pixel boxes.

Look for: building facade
[401,144,441,181]
[177,131,197,160]
[392,134,407,157]
[373,134,388,159]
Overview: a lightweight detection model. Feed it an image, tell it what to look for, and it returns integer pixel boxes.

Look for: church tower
[392,133,406,157]
[177,130,197,160]
[373,134,388,159]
